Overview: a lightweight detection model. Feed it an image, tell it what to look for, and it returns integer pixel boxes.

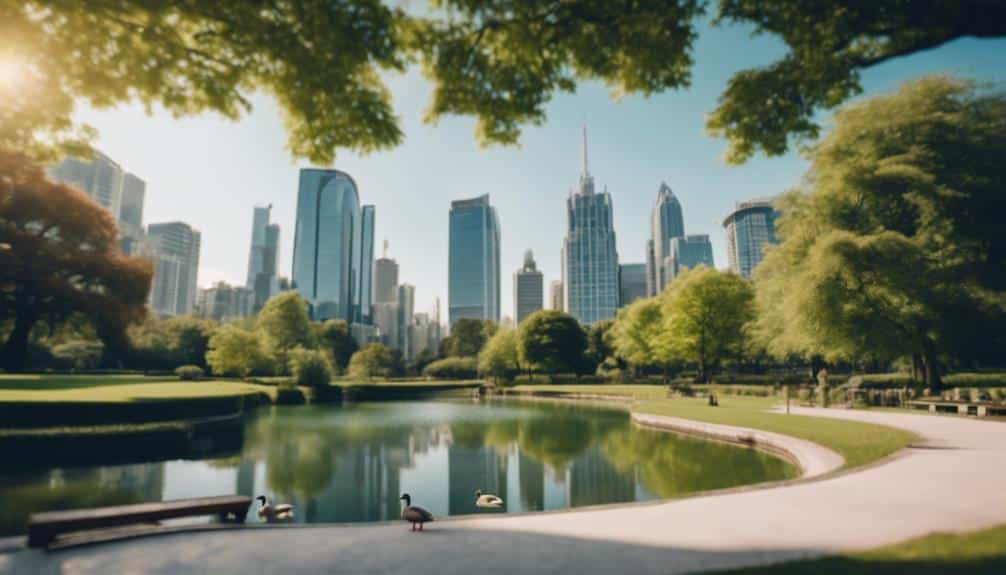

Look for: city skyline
[69,26,1006,321]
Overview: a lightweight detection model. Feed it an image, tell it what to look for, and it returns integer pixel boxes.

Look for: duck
[399,493,434,531]
[475,490,504,509]
[255,495,294,522]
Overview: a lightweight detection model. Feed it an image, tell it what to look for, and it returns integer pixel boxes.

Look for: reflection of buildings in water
[98,464,165,501]
[448,444,507,515]
[236,460,255,497]
[543,464,571,511]
[517,450,545,512]
[569,445,634,507]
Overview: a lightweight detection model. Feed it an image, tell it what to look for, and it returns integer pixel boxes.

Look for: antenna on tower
[383,238,389,258]
[582,121,589,177]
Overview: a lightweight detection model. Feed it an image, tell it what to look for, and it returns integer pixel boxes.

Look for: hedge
[422,357,478,380]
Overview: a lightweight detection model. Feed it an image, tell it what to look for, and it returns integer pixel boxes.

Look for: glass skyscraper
[245,205,280,312]
[292,168,365,321]
[618,263,647,307]
[358,205,376,324]
[723,198,779,278]
[648,182,685,295]
[667,234,715,282]
[147,222,201,317]
[562,126,619,325]
[448,194,500,326]
[514,250,544,324]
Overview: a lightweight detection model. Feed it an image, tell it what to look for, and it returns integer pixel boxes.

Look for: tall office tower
[398,283,415,359]
[118,172,146,255]
[291,168,363,321]
[448,194,500,326]
[198,281,254,321]
[562,126,619,325]
[549,280,564,311]
[645,239,657,296]
[412,312,434,357]
[358,205,376,324]
[666,234,715,282]
[647,182,685,295]
[48,151,124,217]
[373,240,399,304]
[513,250,544,324]
[618,263,647,307]
[147,222,201,316]
[245,205,280,312]
[723,198,779,278]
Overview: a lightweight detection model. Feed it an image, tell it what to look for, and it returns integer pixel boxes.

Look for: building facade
[245,205,280,312]
[667,234,715,282]
[647,182,685,296]
[291,168,363,321]
[358,205,376,325]
[147,222,201,316]
[198,281,254,321]
[549,280,564,311]
[562,127,619,325]
[513,250,544,324]
[618,263,647,307]
[398,283,415,359]
[48,151,124,217]
[448,194,500,326]
[723,198,778,278]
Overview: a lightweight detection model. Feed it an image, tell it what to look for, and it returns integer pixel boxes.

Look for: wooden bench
[908,400,1006,418]
[27,495,251,547]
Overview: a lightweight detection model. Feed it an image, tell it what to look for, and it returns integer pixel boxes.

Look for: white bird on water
[256,495,294,522]
[475,490,504,509]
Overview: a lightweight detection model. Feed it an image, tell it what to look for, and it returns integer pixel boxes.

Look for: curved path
[4,407,1006,575]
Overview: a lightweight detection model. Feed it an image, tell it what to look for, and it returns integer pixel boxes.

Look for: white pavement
[4,408,1005,575]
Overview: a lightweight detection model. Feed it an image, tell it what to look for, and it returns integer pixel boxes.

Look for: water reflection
[0,400,795,533]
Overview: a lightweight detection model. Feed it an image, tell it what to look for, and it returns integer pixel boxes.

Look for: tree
[517,310,587,377]
[257,292,312,371]
[0,151,151,371]
[611,298,668,377]
[348,343,401,379]
[9,2,1004,165]
[585,319,616,371]
[206,325,272,378]
[448,318,492,357]
[753,77,1006,393]
[289,347,334,388]
[51,340,104,371]
[659,266,754,383]
[410,348,438,375]
[315,319,359,372]
[478,328,521,383]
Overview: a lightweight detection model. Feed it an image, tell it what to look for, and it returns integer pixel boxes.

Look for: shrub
[50,340,104,371]
[943,373,1006,389]
[275,384,307,405]
[848,373,915,389]
[423,357,478,380]
[174,365,205,380]
[288,347,333,388]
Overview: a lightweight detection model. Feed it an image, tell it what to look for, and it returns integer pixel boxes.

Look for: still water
[0,400,795,533]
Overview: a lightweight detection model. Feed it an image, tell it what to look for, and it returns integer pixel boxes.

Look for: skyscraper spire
[383,238,389,258]
[582,122,589,177]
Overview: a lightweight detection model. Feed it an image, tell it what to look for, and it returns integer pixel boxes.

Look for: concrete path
[4,408,1005,575]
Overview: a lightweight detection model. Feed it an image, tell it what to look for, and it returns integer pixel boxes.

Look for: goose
[475,490,504,509]
[399,493,434,531]
[255,495,294,522]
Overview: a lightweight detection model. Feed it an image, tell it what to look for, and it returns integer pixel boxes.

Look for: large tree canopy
[0,150,152,371]
[753,76,1006,392]
[5,1,1002,164]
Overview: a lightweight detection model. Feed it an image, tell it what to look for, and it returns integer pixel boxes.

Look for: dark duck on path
[399,493,434,531]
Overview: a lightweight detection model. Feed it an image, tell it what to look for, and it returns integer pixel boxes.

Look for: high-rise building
[666,234,715,281]
[245,205,280,312]
[562,126,619,325]
[448,194,500,326]
[398,283,415,359]
[118,172,146,255]
[48,151,124,217]
[618,263,647,307]
[645,239,656,297]
[198,281,254,321]
[291,168,363,321]
[412,312,438,357]
[374,241,399,305]
[358,205,376,324]
[723,198,778,278]
[147,222,201,316]
[647,182,685,295]
[513,250,544,324]
[549,280,564,311]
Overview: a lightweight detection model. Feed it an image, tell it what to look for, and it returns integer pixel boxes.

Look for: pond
[0,399,796,534]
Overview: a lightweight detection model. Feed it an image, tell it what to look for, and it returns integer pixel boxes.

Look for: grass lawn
[507,385,916,470]
[0,374,276,402]
[708,523,1006,574]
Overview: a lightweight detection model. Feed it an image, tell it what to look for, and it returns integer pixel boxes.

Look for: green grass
[708,524,1006,574]
[507,385,917,470]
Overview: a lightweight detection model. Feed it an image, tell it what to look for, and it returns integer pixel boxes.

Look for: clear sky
[76,18,1006,322]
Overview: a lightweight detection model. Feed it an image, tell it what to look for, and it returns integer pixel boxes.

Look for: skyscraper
[550,280,564,311]
[667,234,715,281]
[513,250,544,324]
[448,194,500,326]
[373,241,399,305]
[118,172,146,255]
[562,126,619,325]
[645,239,656,297]
[48,151,124,217]
[358,205,376,324]
[198,281,254,321]
[245,205,280,312]
[147,222,201,316]
[618,263,647,307]
[647,182,685,295]
[398,283,415,358]
[291,168,362,321]
[723,198,779,278]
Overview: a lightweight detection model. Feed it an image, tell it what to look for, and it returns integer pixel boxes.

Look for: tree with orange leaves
[0,150,152,372]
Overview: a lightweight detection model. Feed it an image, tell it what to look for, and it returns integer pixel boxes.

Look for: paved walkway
[4,408,1005,575]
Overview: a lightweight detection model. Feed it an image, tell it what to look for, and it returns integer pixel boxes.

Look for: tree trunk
[2,311,36,372]
[922,348,942,396]
[911,353,923,384]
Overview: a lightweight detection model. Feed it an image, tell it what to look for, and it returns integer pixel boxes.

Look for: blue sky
[76,18,1006,321]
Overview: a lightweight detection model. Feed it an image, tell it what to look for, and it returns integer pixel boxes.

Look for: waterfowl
[475,490,504,509]
[399,493,434,531]
[256,495,294,522]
